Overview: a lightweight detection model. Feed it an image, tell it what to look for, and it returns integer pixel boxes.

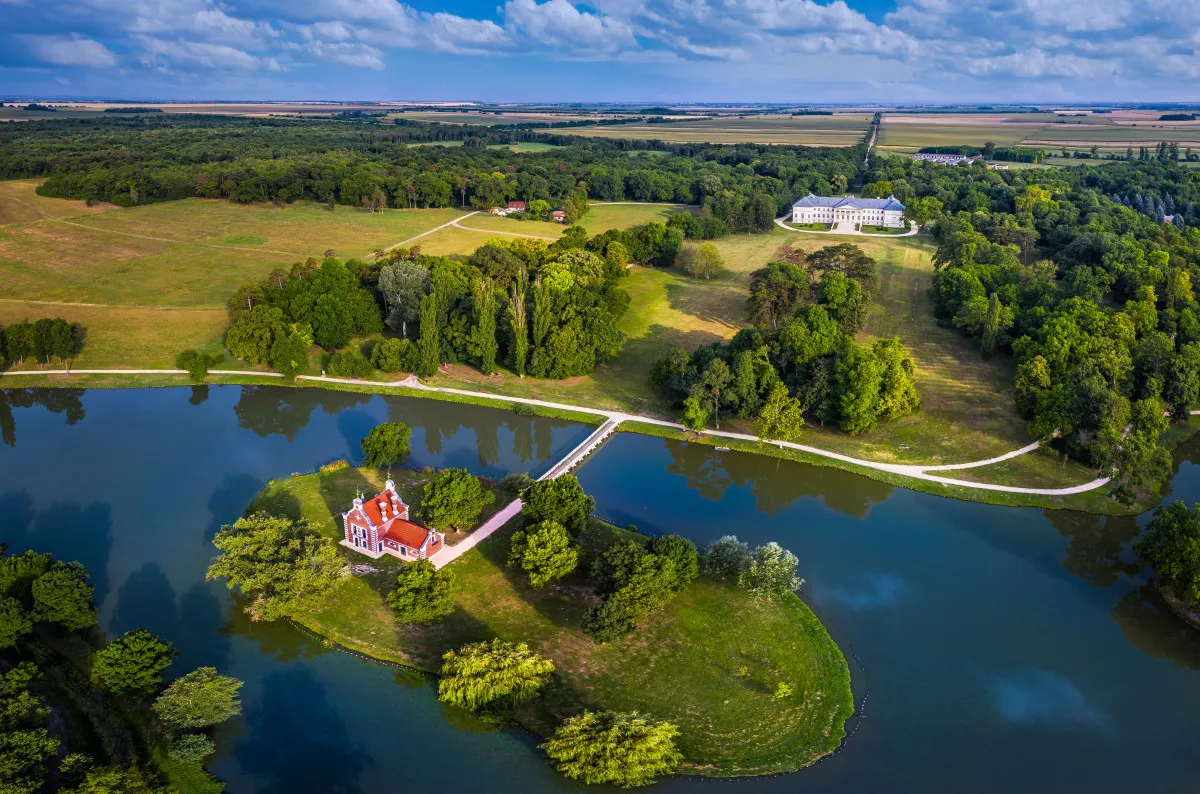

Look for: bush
[168,733,216,763]
[738,542,802,599]
[646,535,699,591]
[326,348,372,379]
[319,459,350,474]
[501,472,532,492]
[702,535,750,580]
[512,402,536,416]
[371,337,417,373]
[175,349,223,383]
[388,560,456,624]
[540,710,682,787]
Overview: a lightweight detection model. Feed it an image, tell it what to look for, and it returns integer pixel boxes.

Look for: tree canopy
[152,667,244,729]
[360,422,412,471]
[207,513,345,622]
[508,520,579,588]
[1135,501,1200,605]
[521,475,596,536]
[421,469,495,531]
[387,559,456,624]
[89,629,176,696]
[540,710,682,788]
[437,639,555,712]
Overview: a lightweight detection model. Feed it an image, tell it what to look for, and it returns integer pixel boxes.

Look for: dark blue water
[2,385,1199,793]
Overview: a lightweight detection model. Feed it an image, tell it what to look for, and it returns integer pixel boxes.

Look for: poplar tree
[416,292,440,378]
[508,268,529,377]
[980,293,1001,360]
[474,277,498,375]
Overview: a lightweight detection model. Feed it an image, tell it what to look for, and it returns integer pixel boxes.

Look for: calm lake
[2,385,1199,793]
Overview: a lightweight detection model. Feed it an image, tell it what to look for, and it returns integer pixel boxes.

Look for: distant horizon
[4,0,1199,103]
[9,98,1200,109]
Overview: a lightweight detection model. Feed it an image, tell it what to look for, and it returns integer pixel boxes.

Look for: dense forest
[0,546,241,792]
[225,222,638,380]
[0,115,863,233]
[866,154,1200,500]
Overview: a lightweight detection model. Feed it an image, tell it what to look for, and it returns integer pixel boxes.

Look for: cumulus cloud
[504,0,635,55]
[136,37,281,71]
[23,34,118,68]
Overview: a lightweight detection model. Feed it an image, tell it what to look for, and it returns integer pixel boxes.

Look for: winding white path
[0,368,1108,496]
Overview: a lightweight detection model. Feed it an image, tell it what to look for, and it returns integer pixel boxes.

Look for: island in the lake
[212,430,854,786]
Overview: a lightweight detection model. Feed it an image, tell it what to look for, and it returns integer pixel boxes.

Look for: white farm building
[792,194,905,228]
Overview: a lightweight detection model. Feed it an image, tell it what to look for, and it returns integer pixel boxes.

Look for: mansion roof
[792,194,905,211]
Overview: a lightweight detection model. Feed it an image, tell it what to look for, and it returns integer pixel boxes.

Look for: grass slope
[261,466,854,777]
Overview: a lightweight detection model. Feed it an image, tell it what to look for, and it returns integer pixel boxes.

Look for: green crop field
[567,114,873,146]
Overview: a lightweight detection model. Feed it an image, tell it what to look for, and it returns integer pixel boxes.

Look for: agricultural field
[566,114,873,146]
[878,111,1200,155]
[390,111,618,125]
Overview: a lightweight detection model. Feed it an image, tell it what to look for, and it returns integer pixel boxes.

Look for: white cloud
[504,0,635,54]
[136,37,280,71]
[305,41,384,69]
[23,34,118,68]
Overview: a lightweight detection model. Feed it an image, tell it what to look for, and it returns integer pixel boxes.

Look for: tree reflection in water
[0,387,86,447]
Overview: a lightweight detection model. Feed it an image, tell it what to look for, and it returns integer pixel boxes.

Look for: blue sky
[2,0,1199,102]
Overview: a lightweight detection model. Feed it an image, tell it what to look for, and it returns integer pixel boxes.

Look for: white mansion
[792,194,905,227]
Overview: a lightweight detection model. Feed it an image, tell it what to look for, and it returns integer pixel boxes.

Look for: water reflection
[206,475,268,541]
[1110,582,1200,671]
[0,387,85,446]
[0,490,113,599]
[234,386,372,441]
[224,595,331,665]
[238,665,371,793]
[989,668,1109,729]
[189,385,210,406]
[819,572,907,611]
[1044,511,1139,588]
[663,439,893,518]
[110,564,231,673]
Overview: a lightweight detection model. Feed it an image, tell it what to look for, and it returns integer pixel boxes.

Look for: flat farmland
[879,111,1200,154]
[391,111,614,125]
[567,114,873,146]
[0,179,118,225]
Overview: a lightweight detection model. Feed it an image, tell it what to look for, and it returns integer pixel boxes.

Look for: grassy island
[247,465,854,778]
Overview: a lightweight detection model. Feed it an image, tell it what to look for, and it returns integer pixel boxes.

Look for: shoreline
[2,367,1189,516]
[1160,585,1200,631]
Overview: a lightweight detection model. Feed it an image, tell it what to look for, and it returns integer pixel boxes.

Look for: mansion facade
[791,194,905,227]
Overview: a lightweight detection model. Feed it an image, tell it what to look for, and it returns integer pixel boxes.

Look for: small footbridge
[433,419,619,568]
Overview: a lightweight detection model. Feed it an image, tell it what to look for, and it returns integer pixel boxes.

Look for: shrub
[175,350,223,383]
[501,472,532,492]
[371,337,417,373]
[388,560,456,624]
[702,535,750,580]
[773,682,794,699]
[646,535,699,591]
[540,710,682,787]
[738,542,802,599]
[512,402,536,416]
[319,459,350,474]
[326,348,372,379]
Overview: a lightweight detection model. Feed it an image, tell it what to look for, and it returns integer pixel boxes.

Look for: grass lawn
[786,222,833,231]
[860,224,907,234]
[0,302,233,368]
[487,142,565,153]
[0,179,118,225]
[264,468,853,777]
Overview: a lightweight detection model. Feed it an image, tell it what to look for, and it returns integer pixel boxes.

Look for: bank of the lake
[250,466,855,778]
[4,385,1200,794]
[3,370,1184,515]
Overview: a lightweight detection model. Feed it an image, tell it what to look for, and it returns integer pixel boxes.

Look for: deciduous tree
[152,668,243,729]
[421,469,495,532]
[508,520,579,588]
[387,560,456,624]
[438,639,555,711]
[360,422,412,474]
[90,629,176,696]
[520,475,595,536]
[540,710,682,787]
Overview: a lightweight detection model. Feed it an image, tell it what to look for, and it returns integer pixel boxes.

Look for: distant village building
[987,163,1010,170]
[507,201,526,211]
[342,480,445,561]
[791,194,905,227]
[912,153,976,166]
[551,210,566,222]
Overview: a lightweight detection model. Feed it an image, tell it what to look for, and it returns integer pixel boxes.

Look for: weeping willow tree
[437,638,554,712]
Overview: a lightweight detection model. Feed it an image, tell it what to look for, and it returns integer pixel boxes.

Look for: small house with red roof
[341,480,445,561]
[507,200,526,211]
[551,210,567,222]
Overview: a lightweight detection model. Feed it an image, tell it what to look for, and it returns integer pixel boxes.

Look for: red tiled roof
[383,518,437,549]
